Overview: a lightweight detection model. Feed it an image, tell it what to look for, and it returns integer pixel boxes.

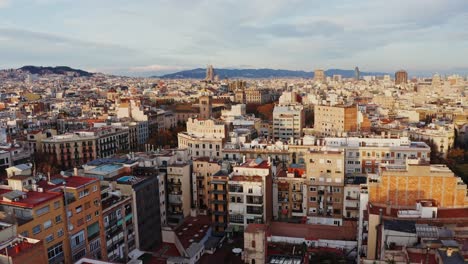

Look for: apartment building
[368,163,468,208]
[113,175,161,251]
[210,169,229,236]
[166,163,191,225]
[228,158,272,231]
[92,126,130,158]
[272,104,304,141]
[274,165,308,221]
[38,176,106,262]
[42,133,98,169]
[314,105,369,136]
[178,118,227,159]
[0,186,68,264]
[192,158,221,213]
[101,188,135,262]
[324,136,431,174]
[305,150,345,226]
[245,88,270,104]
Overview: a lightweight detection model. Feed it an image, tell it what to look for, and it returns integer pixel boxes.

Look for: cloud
[127,64,189,73]
[0,0,9,8]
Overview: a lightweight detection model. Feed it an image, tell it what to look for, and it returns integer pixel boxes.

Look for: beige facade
[192,158,221,212]
[178,118,227,159]
[305,150,345,226]
[244,224,267,264]
[272,104,304,140]
[314,105,360,136]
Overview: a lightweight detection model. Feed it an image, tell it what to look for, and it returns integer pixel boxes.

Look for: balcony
[213,210,227,216]
[229,186,243,193]
[168,194,182,204]
[346,196,358,200]
[246,196,263,205]
[318,190,325,195]
[211,189,227,195]
[346,206,359,211]
[212,200,227,205]
[247,206,263,215]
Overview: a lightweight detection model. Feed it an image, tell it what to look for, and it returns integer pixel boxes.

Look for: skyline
[1,0,468,76]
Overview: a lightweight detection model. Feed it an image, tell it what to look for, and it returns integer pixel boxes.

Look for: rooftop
[0,188,62,208]
[174,215,211,249]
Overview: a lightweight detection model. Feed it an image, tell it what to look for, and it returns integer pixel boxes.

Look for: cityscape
[0,1,467,264]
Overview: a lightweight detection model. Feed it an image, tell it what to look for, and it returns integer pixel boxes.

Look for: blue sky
[0,0,468,76]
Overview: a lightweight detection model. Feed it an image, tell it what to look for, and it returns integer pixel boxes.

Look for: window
[20,231,28,237]
[32,225,41,234]
[71,230,85,249]
[44,220,52,229]
[333,220,341,226]
[47,243,64,262]
[251,240,256,248]
[85,202,91,210]
[92,185,98,192]
[76,205,82,214]
[54,201,61,209]
[36,205,50,216]
[77,218,84,227]
[333,188,341,193]
[309,187,316,192]
[309,197,317,202]
[45,234,54,243]
[86,214,92,222]
[57,229,64,237]
[95,210,99,216]
[94,199,99,206]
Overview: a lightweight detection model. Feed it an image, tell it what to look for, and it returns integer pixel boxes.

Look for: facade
[272,104,304,141]
[245,88,270,104]
[274,165,307,221]
[305,150,345,226]
[228,158,272,230]
[177,118,227,159]
[314,105,364,136]
[314,69,325,82]
[0,188,68,264]
[113,175,161,251]
[368,163,468,208]
[210,169,229,236]
[395,70,408,85]
[41,176,106,262]
[42,133,98,168]
[324,136,431,174]
[192,158,221,213]
[166,163,191,225]
[101,189,135,262]
[198,93,212,120]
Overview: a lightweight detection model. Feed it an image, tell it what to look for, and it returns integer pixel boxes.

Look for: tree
[257,103,275,121]
[31,150,60,175]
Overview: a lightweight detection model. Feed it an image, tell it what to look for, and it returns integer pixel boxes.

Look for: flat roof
[0,188,62,208]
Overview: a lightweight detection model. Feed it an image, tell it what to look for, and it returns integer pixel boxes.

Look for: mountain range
[157,68,388,79]
[18,66,93,77]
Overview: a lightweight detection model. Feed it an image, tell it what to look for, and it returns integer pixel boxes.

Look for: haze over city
[1,0,468,76]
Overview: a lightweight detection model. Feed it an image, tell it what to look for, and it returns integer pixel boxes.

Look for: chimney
[74,167,78,176]
[48,172,51,182]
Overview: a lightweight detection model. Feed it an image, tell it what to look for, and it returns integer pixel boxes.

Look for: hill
[18,66,93,77]
[157,68,387,79]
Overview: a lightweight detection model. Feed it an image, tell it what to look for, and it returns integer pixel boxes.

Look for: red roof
[0,188,62,208]
[37,175,98,190]
[174,216,211,249]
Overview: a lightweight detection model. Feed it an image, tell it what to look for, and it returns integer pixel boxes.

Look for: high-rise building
[394,70,408,85]
[355,66,360,80]
[314,69,325,82]
[205,65,215,82]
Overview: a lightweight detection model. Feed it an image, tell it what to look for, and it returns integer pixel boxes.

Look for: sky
[0,0,468,77]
